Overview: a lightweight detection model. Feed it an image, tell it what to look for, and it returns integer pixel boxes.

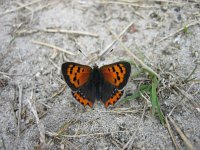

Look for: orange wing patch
[104,90,123,108]
[66,64,91,88]
[100,63,130,88]
[72,91,93,107]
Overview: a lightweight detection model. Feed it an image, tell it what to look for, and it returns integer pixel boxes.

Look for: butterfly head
[93,63,99,69]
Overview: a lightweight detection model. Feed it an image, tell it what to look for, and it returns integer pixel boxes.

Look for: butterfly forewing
[100,61,131,89]
[62,62,92,91]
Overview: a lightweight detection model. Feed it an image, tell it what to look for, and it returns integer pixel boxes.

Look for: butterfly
[61,61,131,108]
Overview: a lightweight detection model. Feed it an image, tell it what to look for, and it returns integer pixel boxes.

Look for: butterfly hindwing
[62,62,92,91]
[100,61,131,89]
[100,80,124,108]
[72,91,93,107]
[104,90,124,108]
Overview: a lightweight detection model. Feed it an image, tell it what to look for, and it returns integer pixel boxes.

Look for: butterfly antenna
[78,49,87,58]
[109,49,114,53]
[94,63,98,67]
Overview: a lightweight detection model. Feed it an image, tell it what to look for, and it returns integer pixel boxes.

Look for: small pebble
[35,72,41,78]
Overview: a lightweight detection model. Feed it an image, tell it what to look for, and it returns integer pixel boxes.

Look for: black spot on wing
[77,67,81,73]
[70,64,75,74]
[116,72,120,81]
[117,75,120,80]
[112,66,116,72]
[77,79,80,85]
[117,64,124,73]
[73,76,77,81]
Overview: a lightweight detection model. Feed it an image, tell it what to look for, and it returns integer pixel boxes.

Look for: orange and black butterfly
[61,61,131,108]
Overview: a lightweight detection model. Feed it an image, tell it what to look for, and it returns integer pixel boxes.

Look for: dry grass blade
[165,117,180,150]
[168,116,194,150]
[173,86,200,112]
[27,89,46,145]
[109,29,160,78]
[96,0,157,8]
[32,40,75,55]
[159,21,200,42]
[62,129,137,138]
[184,64,198,82]
[41,29,99,37]
[100,109,142,114]
[48,85,66,100]
[149,0,186,4]
[17,84,23,137]
[17,28,99,37]
[99,21,135,57]
[0,0,42,16]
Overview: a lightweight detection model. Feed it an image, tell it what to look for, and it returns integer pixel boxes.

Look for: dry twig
[165,117,180,150]
[17,84,23,137]
[61,129,138,138]
[17,28,99,37]
[159,21,200,42]
[109,28,160,78]
[99,21,135,57]
[32,40,75,56]
[0,0,42,16]
[173,86,200,112]
[96,0,158,8]
[27,88,46,144]
[41,29,99,37]
[168,116,194,150]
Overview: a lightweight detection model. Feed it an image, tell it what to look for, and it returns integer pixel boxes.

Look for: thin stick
[0,71,30,77]
[96,1,157,8]
[159,21,200,42]
[27,88,46,144]
[16,28,99,37]
[47,85,66,100]
[173,86,199,111]
[61,129,137,138]
[184,64,198,82]
[48,57,60,70]
[14,1,33,11]
[100,109,142,114]
[165,117,180,150]
[149,0,186,4]
[109,29,160,78]
[99,21,135,57]
[17,84,23,137]
[41,29,99,37]
[0,0,42,16]
[32,40,75,55]
[168,116,194,150]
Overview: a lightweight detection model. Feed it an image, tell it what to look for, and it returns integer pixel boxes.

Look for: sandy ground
[0,0,200,150]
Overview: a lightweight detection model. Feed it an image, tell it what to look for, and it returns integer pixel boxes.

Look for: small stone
[35,72,41,78]
[161,6,168,12]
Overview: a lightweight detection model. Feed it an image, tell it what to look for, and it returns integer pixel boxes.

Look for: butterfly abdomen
[91,66,104,100]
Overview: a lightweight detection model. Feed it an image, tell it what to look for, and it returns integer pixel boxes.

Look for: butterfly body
[62,61,131,108]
